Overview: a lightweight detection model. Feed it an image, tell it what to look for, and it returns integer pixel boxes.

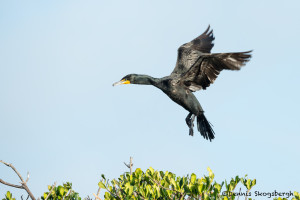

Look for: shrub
[2,168,299,200]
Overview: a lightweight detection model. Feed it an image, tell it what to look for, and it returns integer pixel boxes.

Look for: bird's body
[113,26,252,141]
[156,77,203,116]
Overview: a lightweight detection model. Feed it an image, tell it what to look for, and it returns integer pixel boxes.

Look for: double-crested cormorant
[113,26,252,141]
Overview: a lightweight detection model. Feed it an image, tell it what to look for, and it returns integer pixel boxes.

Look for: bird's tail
[197,113,215,141]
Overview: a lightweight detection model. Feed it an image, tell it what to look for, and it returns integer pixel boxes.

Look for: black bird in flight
[113,26,252,141]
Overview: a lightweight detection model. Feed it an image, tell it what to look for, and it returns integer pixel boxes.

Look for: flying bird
[113,26,252,141]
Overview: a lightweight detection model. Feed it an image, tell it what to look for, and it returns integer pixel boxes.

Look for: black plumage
[113,26,252,141]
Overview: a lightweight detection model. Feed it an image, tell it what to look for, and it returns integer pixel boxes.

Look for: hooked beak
[112,79,131,86]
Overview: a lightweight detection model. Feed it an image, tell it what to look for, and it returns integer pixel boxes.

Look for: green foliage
[2,191,15,200]
[2,169,300,200]
[274,192,300,200]
[41,182,81,200]
[99,167,299,200]
[99,167,245,200]
[293,192,300,200]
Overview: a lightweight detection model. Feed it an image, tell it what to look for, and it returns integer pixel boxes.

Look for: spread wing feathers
[171,26,215,77]
[189,25,215,53]
[182,51,252,91]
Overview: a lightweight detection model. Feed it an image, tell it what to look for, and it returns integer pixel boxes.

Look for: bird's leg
[189,115,196,136]
[185,113,193,127]
[186,113,196,136]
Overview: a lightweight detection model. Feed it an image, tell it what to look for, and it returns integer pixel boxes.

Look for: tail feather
[197,114,215,141]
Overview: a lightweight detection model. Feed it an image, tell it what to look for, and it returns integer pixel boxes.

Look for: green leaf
[159,171,165,178]
[191,173,196,184]
[57,186,64,196]
[104,192,110,199]
[251,179,256,187]
[198,184,204,193]
[235,176,240,184]
[128,186,134,196]
[170,178,177,188]
[125,182,130,190]
[6,192,12,199]
[246,179,251,190]
[207,167,214,180]
[98,181,106,189]
[135,168,142,176]
[179,178,184,188]
[214,183,222,192]
[149,167,154,173]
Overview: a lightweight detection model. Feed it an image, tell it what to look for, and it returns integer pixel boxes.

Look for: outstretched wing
[171,26,215,77]
[181,51,252,91]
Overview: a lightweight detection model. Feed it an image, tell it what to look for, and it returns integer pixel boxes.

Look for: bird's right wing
[171,26,215,77]
[180,51,252,91]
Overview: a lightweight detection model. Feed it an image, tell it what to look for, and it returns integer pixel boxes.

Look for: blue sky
[0,0,299,199]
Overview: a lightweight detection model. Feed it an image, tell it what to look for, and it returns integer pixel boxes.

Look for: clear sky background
[0,0,299,199]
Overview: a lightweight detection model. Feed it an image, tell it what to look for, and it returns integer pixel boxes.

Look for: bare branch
[21,195,30,200]
[97,187,101,196]
[25,172,30,183]
[22,184,36,200]
[0,160,25,182]
[93,193,101,200]
[44,182,56,200]
[123,157,133,175]
[0,160,36,200]
[0,160,10,166]
[95,183,101,200]
[0,178,23,189]
[123,162,130,168]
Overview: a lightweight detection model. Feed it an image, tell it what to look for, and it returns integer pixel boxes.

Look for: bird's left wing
[180,51,252,91]
[171,26,215,77]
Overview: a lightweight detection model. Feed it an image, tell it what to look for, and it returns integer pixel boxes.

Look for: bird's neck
[134,75,158,86]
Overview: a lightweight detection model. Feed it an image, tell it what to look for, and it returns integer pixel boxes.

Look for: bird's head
[112,74,138,86]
